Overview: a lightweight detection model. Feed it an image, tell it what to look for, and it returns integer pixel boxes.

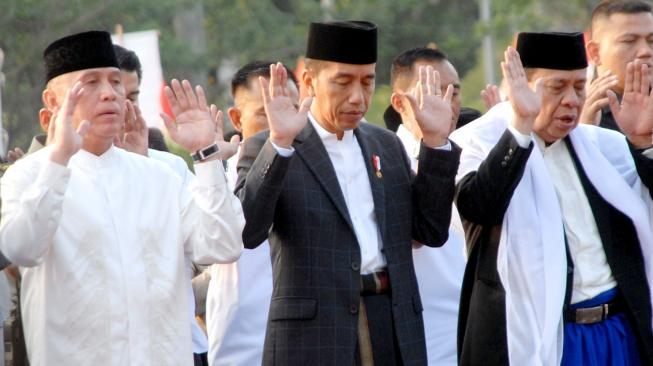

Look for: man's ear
[390,92,404,114]
[38,108,52,133]
[228,106,243,132]
[586,40,601,66]
[302,69,314,97]
[42,88,58,110]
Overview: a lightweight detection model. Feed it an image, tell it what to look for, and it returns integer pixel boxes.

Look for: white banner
[112,30,165,129]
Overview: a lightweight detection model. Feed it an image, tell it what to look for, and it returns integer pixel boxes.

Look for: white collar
[308,112,354,144]
[534,134,566,156]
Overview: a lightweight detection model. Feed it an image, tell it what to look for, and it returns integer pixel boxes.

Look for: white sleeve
[269,141,295,157]
[507,126,532,148]
[180,159,244,265]
[0,160,70,267]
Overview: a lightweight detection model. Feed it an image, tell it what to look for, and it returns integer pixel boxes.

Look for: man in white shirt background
[205,60,299,366]
[386,46,466,366]
[0,30,245,366]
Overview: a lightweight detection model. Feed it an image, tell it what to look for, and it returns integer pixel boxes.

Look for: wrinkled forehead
[526,67,587,83]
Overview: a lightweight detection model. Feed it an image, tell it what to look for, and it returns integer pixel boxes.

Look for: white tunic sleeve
[181,159,244,264]
[0,159,70,267]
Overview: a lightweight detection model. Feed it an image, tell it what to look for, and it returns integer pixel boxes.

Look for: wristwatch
[191,142,220,162]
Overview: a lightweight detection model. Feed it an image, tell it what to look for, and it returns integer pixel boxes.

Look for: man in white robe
[0,31,244,366]
[451,32,653,365]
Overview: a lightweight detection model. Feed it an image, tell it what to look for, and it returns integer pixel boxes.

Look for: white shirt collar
[308,112,354,145]
[534,134,566,156]
[73,145,120,168]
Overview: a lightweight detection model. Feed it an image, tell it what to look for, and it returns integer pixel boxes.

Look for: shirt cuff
[643,147,653,159]
[193,159,227,188]
[270,141,295,157]
[507,126,531,148]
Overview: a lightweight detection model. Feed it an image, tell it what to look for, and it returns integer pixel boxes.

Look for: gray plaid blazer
[235,121,460,365]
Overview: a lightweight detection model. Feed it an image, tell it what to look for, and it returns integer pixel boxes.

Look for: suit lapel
[294,122,355,233]
[354,126,387,245]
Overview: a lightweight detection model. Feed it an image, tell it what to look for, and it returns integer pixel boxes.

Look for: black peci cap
[516,32,588,71]
[43,30,119,83]
[306,21,377,65]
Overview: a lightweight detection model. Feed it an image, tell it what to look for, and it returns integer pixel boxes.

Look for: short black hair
[591,0,652,32]
[231,60,298,97]
[391,47,448,88]
[113,44,143,82]
[148,127,169,152]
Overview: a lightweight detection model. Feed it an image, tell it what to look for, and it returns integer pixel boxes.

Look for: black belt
[564,297,625,324]
[360,270,390,296]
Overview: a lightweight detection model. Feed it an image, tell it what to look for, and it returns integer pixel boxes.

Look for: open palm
[610,62,653,148]
[161,79,216,153]
[402,65,454,146]
[261,62,312,148]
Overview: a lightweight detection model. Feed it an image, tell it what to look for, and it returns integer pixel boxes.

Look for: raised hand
[161,79,217,155]
[48,81,90,166]
[401,65,454,148]
[609,61,653,148]
[481,84,502,111]
[260,62,312,149]
[115,100,149,156]
[502,47,543,134]
[579,70,618,125]
[209,104,240,160]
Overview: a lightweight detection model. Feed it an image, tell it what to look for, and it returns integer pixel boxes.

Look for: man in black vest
[452,32,653,365]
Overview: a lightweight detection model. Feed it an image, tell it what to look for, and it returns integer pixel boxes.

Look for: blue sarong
[561,288,641,366]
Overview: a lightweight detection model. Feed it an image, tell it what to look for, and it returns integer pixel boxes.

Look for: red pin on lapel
[372,154,382,178]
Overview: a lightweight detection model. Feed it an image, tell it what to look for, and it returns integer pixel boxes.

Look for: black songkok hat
[43,30,119,83]
[516,32,587,71]
[306,21,377,64]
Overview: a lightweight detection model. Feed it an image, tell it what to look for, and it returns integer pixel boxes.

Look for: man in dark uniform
[235,21,461,365]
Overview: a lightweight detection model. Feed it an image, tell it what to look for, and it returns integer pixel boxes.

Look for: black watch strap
[191,143,220,162]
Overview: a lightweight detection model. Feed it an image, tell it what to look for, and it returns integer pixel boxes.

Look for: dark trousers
[354,293,403,366]
[193,352,208,366]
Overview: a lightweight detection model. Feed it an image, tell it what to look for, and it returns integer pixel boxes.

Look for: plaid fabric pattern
[236,122,460,365]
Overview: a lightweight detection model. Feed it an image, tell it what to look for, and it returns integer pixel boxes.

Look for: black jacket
[455,129,653,365]
[235,121,460,365]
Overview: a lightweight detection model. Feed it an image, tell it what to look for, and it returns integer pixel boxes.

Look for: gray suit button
[501,161,508,168]
[349,304,358,314]
[351,262,360,271]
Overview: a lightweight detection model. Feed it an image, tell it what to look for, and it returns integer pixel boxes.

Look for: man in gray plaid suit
[235,21,461,366]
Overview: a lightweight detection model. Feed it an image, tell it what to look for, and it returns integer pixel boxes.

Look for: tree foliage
[0,0,600,153]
